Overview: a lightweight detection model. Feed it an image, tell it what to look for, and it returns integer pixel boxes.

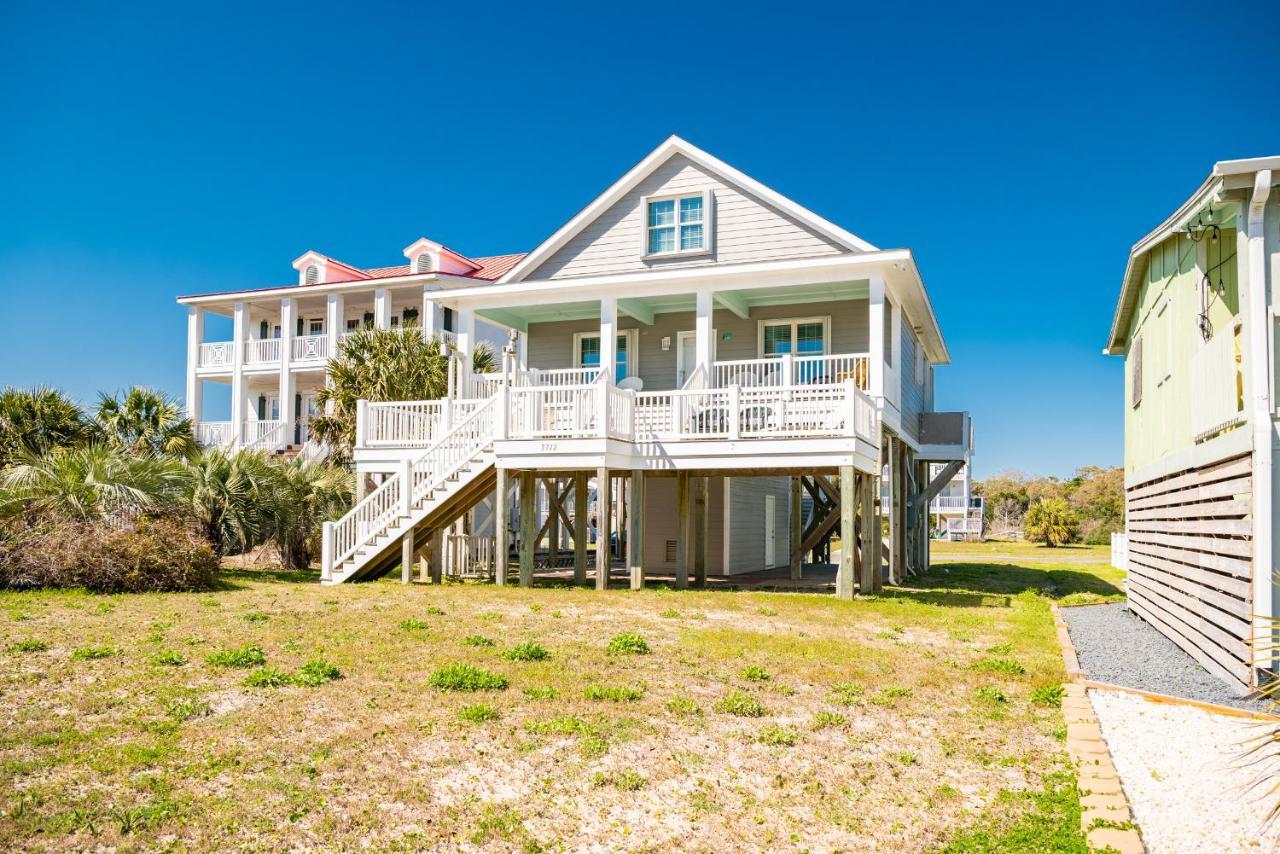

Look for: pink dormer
[402,238,483,277]
[291,251,371,286]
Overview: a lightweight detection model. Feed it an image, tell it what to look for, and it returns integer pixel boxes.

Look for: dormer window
[304,264,320,284]
[644,191,710,257]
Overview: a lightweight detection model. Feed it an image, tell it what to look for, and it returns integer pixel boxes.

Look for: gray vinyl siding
[643,476,725,572]
[726,476,791,574]
[899,323,927,442]
[526,154,848,281]
[526,299,870,392]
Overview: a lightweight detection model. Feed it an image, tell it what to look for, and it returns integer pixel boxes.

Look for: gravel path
[1090,689,1280,852]
[1061,603,1269,712]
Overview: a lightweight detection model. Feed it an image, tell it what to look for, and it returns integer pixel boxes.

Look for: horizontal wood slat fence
[1125,452,1254,690]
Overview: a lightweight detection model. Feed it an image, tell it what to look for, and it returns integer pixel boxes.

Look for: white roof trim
[500,135,878,284]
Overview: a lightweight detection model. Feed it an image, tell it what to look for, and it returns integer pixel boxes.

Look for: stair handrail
[408,396,497,505]
[327,395,498,572]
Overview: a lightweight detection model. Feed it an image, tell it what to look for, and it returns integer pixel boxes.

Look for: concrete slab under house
[176,136,974,597]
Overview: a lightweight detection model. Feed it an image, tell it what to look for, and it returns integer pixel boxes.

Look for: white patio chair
[618,376,644,391]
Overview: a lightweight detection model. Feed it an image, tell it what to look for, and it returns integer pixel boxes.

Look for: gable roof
[359,253,527,283]
[500,135,877,283]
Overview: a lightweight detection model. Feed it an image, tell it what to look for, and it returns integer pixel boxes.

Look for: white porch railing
[242,419,285,450]
[360,399,487,447]
[508,383,600,438]
[197,421,236,448]
[1190,317,1243,441]
[199,342,234,369]
[713,353,870,390]
[930,495,968,512]
[291,334,329,362]
[245,339,281,365]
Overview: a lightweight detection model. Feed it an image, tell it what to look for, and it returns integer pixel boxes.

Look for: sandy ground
[1090,689,1280,852]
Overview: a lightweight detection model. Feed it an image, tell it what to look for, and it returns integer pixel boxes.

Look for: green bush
[429,663,508,691]
[502,642,550,662]
[458,703,500,723]
[714,690,767,717]
[243,667,292,688]
[605,632,650,655]
[0,517,218,593]
[1024,498,1081,547]
[294,659,342,686]
[206,644,266,668]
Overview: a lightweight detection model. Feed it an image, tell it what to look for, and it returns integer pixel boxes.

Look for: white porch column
[456,308,475,395]
[231,301,247,446]
[517,331,528,371]
[326,292,344,356]
[599,297,617,381]
[185,307,204,421]
[695,289,714,378]
[867,276,886,398]
[374,288,391,329]
[279,297,295,448]
[422,289,441,338]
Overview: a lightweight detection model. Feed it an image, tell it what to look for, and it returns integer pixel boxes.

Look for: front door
[298,393,319,444]
[676,330,716,387]
[764,494,777,567]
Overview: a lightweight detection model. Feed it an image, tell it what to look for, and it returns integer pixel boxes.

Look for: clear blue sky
[1,2,1275,479]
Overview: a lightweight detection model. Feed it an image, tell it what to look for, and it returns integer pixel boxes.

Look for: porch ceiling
[477,280,869,330]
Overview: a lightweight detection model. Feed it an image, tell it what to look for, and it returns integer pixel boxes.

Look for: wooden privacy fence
[1124,452,1254,690]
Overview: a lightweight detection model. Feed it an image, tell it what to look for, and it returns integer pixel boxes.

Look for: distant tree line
[974,466,1123,546]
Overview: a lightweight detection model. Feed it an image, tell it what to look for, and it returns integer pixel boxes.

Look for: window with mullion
[577,334,631,381]
[647,193,705,255]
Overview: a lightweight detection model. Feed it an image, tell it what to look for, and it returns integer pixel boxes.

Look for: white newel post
[867,276,886,398]
[728,384,741,440]
[781,352,794,387]
[496,385,510,440]
[321,521,334,582]
[231,301,247,447]
[843,378,858,438]
[400,458,414,517]
[355,400,369,448]
[695,290,713,379]
[326,292,344,400]
[440,397,453,433]
[374,288,391,330]
[599,297,617,381]
[186,307,204,422]
[279,297,295,449]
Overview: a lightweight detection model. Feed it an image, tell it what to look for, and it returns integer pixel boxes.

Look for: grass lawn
[0,548,1124,851]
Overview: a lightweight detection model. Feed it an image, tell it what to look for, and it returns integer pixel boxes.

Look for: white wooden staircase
[322,397,498,584]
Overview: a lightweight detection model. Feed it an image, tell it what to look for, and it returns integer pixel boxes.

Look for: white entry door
[764,494,777,567]
[676,330,717,387]
[299,393,319,443]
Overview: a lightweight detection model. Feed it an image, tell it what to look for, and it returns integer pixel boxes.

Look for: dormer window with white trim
[643,190,711,258]
[304,264,320,284]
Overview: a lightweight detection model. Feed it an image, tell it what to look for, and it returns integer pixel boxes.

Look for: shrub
[464,635,496,647]
[243,667,292,688]
[757,724,799,746]
[151,649,187,666]
[294,659,342,686]
[606,632,649,655]
[7,639,48,653]
[0,517,218,593]
[742,665,770,682]
[975,658,1026,676]
[72,645,121,660]
[429,663,508,691]
[1031,684,1066,707]
[665,696,702,717]
[502,642,550,662]
[459,703,500,723]
[1024,498,1081,547]
[206,644,266,668]
[584,683,644,702]
[714,690,767,717]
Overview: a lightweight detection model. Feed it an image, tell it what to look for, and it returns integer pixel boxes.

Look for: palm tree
[311,326,497,460]
[184,448,275,555]
[0,444,187,524]
[0,386,93,469]
[260,457,351,569]
[95,387,198,459]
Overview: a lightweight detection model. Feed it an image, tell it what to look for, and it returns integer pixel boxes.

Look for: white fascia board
[500,135,878,284]
[175,273,484,308]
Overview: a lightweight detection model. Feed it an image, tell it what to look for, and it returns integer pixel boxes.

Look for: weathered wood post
[790,477,803,580]
[494,468,509,585]
[628,470,646,590]
[694,476,708,588]
[429,528,443,585]
[675,471,691,589]
[837,466,857,600]
[859,473,879,593]
[596,468,611,590]
[573,472,588,584]
[519,470,535,587]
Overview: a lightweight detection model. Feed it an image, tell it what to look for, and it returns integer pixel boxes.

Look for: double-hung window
[644,191,709,257]
[759,317,829,382]
[575,330,637,381]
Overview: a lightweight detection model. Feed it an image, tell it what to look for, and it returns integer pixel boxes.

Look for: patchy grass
[0,549,1118,850]
[71,645,121,660]
[7,638,48,653]
[501,641,551,662]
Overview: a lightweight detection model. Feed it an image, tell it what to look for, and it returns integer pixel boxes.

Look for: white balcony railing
[360,399,487,447]
[291,334,328,362]
[199,342,234,370]
[245,339,281,366]
[242,419,285,450]
[196,421,236,448]
[930,495,968,511]
[713,353,869,391]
